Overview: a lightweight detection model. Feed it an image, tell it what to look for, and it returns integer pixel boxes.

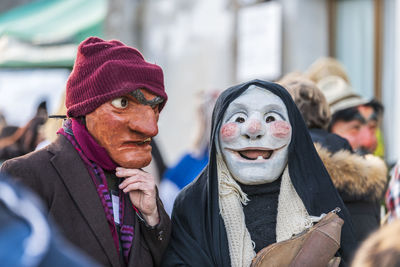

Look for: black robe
[162,79,357,266]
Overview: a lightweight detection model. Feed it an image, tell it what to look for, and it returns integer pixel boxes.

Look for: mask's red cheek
[220,123,239,142]
[270,121,291,139]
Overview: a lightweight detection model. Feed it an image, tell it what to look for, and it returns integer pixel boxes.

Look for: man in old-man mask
[163,80,356,267]
[1,37,171,267]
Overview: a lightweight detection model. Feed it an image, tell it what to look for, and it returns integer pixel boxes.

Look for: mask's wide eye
[264,112,283,123]
[111,97,128,109]
[228,112,247,124]
[265,116,276,123]
[235,116,245,123]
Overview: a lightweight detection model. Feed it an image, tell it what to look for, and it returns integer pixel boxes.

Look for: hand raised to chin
[116,167,159,226]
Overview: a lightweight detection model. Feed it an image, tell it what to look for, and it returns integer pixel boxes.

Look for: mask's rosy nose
[247,119,262,135]
[243,119,265,140]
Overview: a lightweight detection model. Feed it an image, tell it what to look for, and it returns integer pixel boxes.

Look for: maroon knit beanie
[66,37,167,117]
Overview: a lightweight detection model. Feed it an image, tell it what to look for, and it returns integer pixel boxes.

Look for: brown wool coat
[0,135,171,267]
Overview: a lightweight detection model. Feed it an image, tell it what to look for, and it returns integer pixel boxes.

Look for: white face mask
[218,86,292,185]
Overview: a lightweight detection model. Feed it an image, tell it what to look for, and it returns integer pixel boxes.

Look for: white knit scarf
[217,154,313,267]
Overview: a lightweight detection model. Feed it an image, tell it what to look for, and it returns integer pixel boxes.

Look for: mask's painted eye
[228,113,247,123]
[265,116,275,123]
[235,117,245,123]
[264,112,283,123]
[111,97,128,109]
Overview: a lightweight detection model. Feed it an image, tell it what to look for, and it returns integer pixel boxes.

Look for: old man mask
[86,88,164,169]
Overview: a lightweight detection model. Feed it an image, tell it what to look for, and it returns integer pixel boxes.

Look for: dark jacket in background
[1,135,171,267]
[309,128,353,154]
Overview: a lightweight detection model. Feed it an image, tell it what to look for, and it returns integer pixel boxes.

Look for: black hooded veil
[162,80,357,266]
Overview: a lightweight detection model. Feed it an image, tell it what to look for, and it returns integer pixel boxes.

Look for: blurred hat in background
[317,75,368,114]
[306,57,350,85]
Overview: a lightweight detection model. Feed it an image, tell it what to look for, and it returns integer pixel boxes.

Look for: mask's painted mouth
[226,145,286,161]
[137,137,152,145]
[121,138,152,148]
[238,149,273,160]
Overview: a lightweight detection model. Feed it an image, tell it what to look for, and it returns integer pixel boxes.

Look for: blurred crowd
[1,53,400,267]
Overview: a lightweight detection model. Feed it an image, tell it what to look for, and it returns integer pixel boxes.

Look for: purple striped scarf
[58,118,134,263]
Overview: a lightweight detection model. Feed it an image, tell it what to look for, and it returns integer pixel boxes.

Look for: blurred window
[334,0,375,100]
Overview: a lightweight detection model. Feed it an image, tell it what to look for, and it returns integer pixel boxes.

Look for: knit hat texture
[66,37,167,117]
[317,75,367,114]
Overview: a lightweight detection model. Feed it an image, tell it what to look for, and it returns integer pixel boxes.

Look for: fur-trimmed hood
[316,143,388,202]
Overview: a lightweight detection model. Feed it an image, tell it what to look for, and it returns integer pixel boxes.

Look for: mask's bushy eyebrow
[130,89,164,108]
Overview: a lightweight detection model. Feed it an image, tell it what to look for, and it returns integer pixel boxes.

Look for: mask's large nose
[242,114,265,140]
[128,105,159,137]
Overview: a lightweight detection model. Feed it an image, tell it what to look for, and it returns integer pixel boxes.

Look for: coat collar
[315,143,387,201]
[48,135,121,267]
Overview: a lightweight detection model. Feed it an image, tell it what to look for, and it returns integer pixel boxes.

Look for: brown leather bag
[251,208,344,267]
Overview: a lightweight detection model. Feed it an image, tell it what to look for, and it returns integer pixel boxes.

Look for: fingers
[116,167,155,194]
[116,168,154,184]
[119,181,147,194]
[119,176,155,190]
[115,167,149,178]
[116,168,159,225]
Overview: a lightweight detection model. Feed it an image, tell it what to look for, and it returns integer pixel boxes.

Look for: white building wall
[104,0,331,165]
[140,0,235,165]
[280,0,329,74]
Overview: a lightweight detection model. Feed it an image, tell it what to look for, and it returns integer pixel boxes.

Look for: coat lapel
[49,135,120,267]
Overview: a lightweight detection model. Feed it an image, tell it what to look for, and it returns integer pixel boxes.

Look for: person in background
[279,76,352,153]
[163,80,356,266]
[0,101,47,163]
[1,37,171,267]
[281,76,387,244]
[306,57,385,158]
[159,89,220,215]
[317,75,384,156]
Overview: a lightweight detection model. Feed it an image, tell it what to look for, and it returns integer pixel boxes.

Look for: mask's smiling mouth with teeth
[238,150,273,160]
[226,146,286,161]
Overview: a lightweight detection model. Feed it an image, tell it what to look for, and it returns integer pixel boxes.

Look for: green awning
[0,0,108,68]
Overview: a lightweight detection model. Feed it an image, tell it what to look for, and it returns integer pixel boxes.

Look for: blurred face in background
[331,105,378,155]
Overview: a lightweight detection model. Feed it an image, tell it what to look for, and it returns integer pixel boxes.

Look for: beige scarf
[217,154,313,267]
